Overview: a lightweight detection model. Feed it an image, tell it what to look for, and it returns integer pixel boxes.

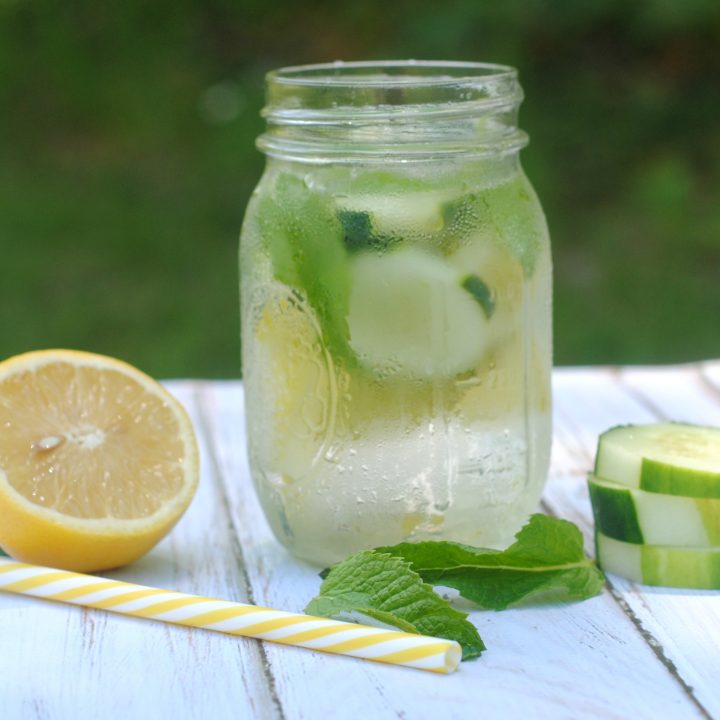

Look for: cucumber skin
[588,479,644,544]
[642,545,720,589]
[595,423,720,500]
[589,475,720,546]
[700,499,720,545]
[595,532,720,589]
[461,274,495,320]
[640,458,720,499]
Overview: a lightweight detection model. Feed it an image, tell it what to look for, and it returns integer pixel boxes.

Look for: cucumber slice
[588,474,720,546]
[337,192,449,238]
[595,532,720,589]
[595,422,720,499]
[347,247,491,379]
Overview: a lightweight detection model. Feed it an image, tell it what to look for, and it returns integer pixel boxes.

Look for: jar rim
[266,60,518,89]
[259,60,527,162]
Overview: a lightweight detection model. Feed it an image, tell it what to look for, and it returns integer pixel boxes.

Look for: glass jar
[240,61,552,566]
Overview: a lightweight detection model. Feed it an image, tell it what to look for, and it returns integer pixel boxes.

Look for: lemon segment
[248,291,334,480]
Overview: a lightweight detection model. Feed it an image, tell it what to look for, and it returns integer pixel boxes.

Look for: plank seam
[698,366,720,406]
[193,382,287,720]
[545,484,714,718]
[610,367,669,421]
[548,368,717,717]
[539,498,554,516]
[604,580,714,720]
[541,468,713,714]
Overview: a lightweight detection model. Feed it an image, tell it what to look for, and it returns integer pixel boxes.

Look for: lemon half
[0,349,199,571]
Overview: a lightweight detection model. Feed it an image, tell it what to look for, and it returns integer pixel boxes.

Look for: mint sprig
[305,551,486,660]
[379,514,605,610]
[307,515,604,660]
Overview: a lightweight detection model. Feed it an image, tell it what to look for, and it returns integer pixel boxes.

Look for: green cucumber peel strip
[595,422,720,499]
[308,515,604,660]
[595,532,720,589]
[589,473,720,546]
[640,542,720,589]
[257,174,354,365]
[640,457,720,498]
[699,497,720,543]
[588,476,644,545]
[306,550,486,661]
[461,274,495,319]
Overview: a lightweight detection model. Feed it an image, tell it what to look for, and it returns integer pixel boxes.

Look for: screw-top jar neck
[258,61,528,164]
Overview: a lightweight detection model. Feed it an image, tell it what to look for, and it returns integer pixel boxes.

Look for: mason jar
[240,61,552,566]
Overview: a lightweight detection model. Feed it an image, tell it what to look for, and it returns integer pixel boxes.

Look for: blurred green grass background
[2,0,719,378]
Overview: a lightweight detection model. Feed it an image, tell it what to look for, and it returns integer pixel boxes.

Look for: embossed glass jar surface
[240,61,552,565]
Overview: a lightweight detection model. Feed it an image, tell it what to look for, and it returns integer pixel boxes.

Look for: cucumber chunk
[337,192,448,238]
[588,474,720,546]
[347,247,491,379]
[595,422,720,499]
[335,191,463,255]
[595,532,720,589]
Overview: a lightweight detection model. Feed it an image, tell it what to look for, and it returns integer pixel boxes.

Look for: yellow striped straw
[0,557,461,674]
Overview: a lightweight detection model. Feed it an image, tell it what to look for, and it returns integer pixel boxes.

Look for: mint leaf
[481,176,544,276]
[256,174,354,364]
[439,176,543,275]
[256,193,301,289]
[337,209,399,253]
[378,514,605,610]
[305,550,485,660]
[337,209,374,252]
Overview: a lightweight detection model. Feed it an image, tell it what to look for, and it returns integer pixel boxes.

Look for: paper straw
[0,557,461,674]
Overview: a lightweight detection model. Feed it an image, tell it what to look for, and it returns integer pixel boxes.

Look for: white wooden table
[2,363,720,719]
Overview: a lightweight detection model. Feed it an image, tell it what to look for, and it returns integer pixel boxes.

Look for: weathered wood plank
[0,382,280,720]
[199,380,705,720]
[3,371,716,720]
[548,368,720,720]
[618,364,720,425]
